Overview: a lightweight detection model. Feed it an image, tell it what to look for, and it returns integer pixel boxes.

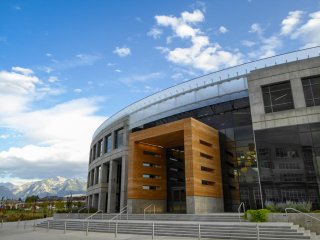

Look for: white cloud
[171,73,184,81]
[115,69,122,73]
[113,47,131,57]
[121,72,164,84]
[46,53,52,57]
[73,88,82,93]
[281,11,304,35]
[249,23,263,35]
[218,26,228,34]
[241,40,256,47]
[153,9,242,72]
[147,28,163,39]
[0,134,10,139]
[0,98,105,180]
[107,62,116,67]
[48,76,59,83]
[11,66,34,75]
[291,11,320,48]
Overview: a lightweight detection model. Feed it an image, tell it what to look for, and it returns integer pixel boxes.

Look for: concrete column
[107,160,118,213]
[120,156,128,209]
[291,78,306,108]
[99,192,107,212]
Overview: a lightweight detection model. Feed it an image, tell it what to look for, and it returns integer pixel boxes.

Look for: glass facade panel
[302,75,320,107]
[255,123,320,209]
[114,128,124,149]
[262,81,294,113]
[104,134,112,153]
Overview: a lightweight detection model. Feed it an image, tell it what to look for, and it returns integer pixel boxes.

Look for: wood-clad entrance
[128,118,223,214]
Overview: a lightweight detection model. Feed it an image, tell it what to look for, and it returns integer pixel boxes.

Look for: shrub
[246,209,270,222]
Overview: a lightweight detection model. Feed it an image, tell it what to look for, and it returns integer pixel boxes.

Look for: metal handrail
[144,204,155,220]
[108,206,128,230]
[86,210,103,220]
[238,202,245,222]
[78,206,87,213]
[285,208,320,223]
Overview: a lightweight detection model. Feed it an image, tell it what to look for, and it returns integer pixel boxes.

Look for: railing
[144,204,155,220]
[108,205,128,229]
[85,210,103,220]
[285,207,320,223]
[77,206,88,218]
[238,202,245,222]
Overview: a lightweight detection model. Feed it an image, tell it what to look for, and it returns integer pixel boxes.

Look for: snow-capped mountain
[0,177,86,200]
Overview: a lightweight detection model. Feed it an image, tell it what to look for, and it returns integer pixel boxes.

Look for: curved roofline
[93,46,320,139]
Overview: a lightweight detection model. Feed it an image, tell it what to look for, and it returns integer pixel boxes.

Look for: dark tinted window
[302,75,320,107]
[262,81,294,113]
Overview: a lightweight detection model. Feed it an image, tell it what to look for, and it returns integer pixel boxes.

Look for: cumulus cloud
[218,26,228,34]
[0,98,105,180]
[113,47,131,57]
[147,28,163,39]
[153,9,242,73]
[48,76,59,83]
[73,88,82,93]
[291,11,320,48]
[249,23,263,35]
[281,11,304,35]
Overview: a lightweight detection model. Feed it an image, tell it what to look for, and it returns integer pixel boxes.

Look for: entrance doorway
[167,147,186,213]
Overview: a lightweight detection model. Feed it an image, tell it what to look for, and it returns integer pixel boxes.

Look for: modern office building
[87,47,320,214]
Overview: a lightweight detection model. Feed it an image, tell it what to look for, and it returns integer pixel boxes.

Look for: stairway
[37,218,314,240]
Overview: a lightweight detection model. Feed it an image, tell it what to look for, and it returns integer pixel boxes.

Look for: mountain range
[0,176,86,200]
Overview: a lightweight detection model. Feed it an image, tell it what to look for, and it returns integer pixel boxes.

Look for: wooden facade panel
[128,118,223,202]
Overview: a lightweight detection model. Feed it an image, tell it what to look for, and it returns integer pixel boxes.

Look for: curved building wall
[87,47,320,213]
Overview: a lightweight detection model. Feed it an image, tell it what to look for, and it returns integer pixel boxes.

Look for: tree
[25,195,39,203]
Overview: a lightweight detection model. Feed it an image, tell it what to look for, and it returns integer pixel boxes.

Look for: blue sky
[0,0,320,185]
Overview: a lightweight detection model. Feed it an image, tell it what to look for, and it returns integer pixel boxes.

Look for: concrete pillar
[120,156,128,209]
[291,78,306,108]
[99,192,107,212]
[107,160,118,213]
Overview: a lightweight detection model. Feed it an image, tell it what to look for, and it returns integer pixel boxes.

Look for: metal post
[47,221,49,232]
[24,221,26,230]
[17,219,20,229]
[198,224,201,240]
[127,209,128,221]
[86,221,89,236]
[115,220,118,238]
[1,219,3,229]
[256,224,260,240]
[64,221,66,234]
[153,205,155,214]
[152,222,154,240]
[33,221,36,231]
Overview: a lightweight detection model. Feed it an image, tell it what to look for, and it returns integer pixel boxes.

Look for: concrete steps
[36,219,312,240]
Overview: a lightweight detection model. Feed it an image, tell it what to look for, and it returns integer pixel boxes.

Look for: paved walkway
[0,220,216,240]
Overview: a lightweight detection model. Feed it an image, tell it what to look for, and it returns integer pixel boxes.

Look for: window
[142,185,159,190]
[262,81,294,113]
[199,139,212,147]
[92,144,97,160]
[201,166,214,172]
[302,75,320,107]
[97,139,103,158]
[143,162,161,168]
[142,174,161,179]
[104,134,112,153]
[114,128,124,149]
[200,152,213,160]
[202,180,215,186]
[143,150,162,158]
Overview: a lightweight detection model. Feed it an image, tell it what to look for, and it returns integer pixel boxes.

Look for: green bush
[246,209,270,222]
